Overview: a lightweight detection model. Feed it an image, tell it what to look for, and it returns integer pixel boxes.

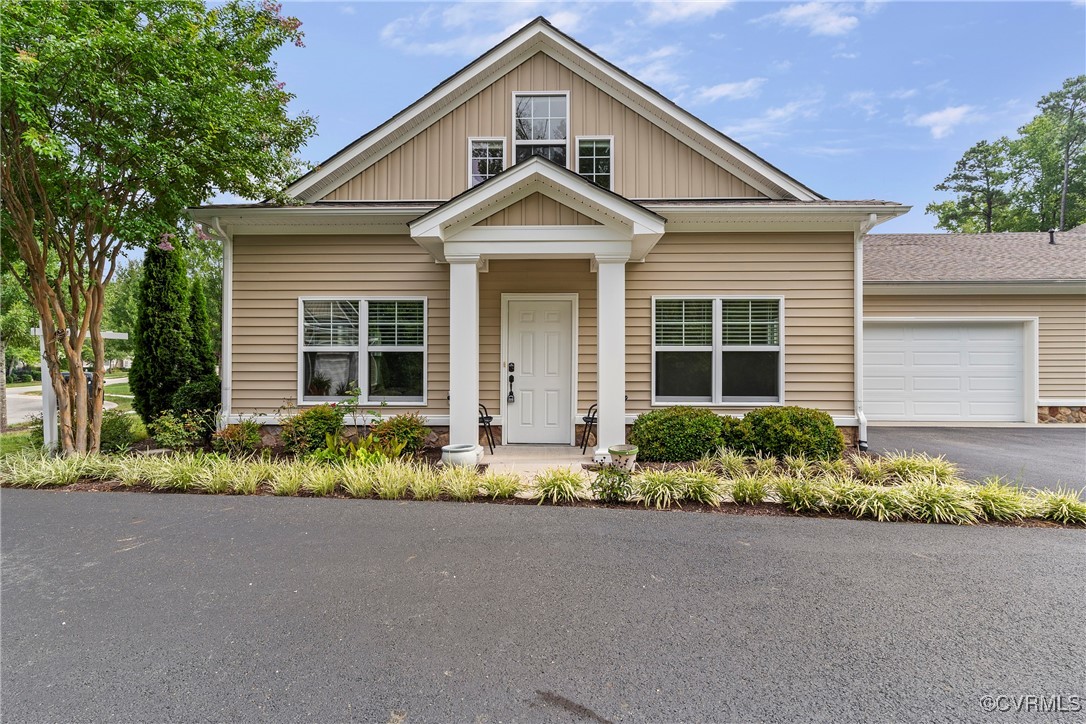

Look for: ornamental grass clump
[534,468,586,505]
[154,453,207,492]
[635,469,685,509]
[441,465,482,502]
[782,454,816,479]
[971,478,1035,521]
[480,470,522,500]
[905,479,980,525]
[713,447,747,479]
[849,453,884,484]
[1034,488,1086,525]
[880,451,960,485]
[729,474,770,505]
[268,461,308,496]
[680,469,723,506]
[194,456,236,495]
[302,464,339,497]
[339,462,377,498]
[409,466,442,500]
[831,479,911,522]
[774,475,832,514]
[747,453,778,477]
[374,460,414,500]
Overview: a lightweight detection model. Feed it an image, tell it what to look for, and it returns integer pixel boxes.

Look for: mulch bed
[23,479,1080,529]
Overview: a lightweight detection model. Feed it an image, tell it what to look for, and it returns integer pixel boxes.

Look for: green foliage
[301,465,339,497]
[774,476,832,514]
[409,466,441,500]
[628,406,724,462]
[212,421,263,457]
[972,478,1035,521]
[832,480,911,522]
[186,278,217,380]
[98,409,138,453]
[374,460,414,500]
[925,139,1012,233]
[534,468,586,505]
[149,411,207,451]
[681,469,723,506]
[371,412,431,455]
[1034,488,1086,525]
[480,470,522,500]
[878,451,960,485]
[171,374,221,438]
[635,469,685,509]
[713,447,748,478]
[740,406,845,460]
[441,465,482,502]
[718,416,753,455]
[280,404,345,456]
[339,462,377,498]
[729,475,769,505]
[905,480,980,525]
[591,465,634,504]
[131,241,194,422]
[308,431,403,465]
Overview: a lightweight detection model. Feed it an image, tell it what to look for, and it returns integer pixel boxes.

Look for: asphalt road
[2,490,1083,723]
[4,377,126,425]
[868,426,1086,489]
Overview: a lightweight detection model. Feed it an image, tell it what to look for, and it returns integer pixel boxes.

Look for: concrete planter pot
[607,445,638,471]
[442,443,483,468]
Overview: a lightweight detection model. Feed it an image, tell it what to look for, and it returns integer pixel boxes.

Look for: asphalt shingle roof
[863,226,1086,283]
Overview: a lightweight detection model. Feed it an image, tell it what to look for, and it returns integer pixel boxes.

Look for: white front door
[505,298,574,444]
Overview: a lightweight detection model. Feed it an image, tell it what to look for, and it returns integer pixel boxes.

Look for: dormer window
[513,93,568,166]
[469,138,505,187]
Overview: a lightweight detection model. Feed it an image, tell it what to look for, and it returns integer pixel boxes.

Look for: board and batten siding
[864,293,1086,400]
[476,192,599,226]
[626,232,857,418]
[321,51,765,203]
[230,235,450,415]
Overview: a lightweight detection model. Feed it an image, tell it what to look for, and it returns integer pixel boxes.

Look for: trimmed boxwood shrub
[628,406,723,462]
[739,406,845,460]
[280,404,345,455]
[171,375,221,415]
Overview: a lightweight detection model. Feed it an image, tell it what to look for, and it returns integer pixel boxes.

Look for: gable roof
[864,227,1086,283]
[285,17,822,203]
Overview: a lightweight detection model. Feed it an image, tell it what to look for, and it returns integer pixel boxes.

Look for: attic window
[469,138,505,187]
[514,93,568,166]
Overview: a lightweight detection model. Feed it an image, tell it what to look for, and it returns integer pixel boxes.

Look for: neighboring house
[863,227,1086,424]
[190,17,909,453]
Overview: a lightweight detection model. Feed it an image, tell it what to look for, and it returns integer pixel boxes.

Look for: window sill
[649,401,783,408]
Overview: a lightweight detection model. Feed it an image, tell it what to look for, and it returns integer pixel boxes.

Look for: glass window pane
[655,299,712,346]
[655,351,712,400]
[369,351,424,401]
[303,351,359,399]
[368,301,424,347]
[721,351,779,400]
[303,300,359,347]
[515,144,566,165]
[722,299,779,347]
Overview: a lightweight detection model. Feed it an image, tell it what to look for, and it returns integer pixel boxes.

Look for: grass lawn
[5,380,42,389]
[0,431,34,457]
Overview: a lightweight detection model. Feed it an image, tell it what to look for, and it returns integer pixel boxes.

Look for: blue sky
[270,1,1086,232]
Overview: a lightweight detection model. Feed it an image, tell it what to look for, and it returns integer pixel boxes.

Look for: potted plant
[607,444,638,471]
[307,372,331,396]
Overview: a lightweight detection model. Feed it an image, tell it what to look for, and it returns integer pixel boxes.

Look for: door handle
[507,373,515,403]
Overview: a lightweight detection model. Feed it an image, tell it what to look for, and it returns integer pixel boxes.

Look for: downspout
[855,213,877,452]
[211,216,232,429]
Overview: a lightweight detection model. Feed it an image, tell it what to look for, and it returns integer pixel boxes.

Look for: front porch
[484,444,593,475]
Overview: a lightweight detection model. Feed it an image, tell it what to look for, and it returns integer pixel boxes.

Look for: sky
[268,1,1086,232]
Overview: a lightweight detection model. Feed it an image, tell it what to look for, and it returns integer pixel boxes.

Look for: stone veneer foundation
[1037,406,1086,423]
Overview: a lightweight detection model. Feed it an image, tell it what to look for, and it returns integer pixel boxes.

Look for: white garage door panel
[864,322,1025,422]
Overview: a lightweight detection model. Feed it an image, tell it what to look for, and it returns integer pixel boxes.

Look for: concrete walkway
[484,444,592,476]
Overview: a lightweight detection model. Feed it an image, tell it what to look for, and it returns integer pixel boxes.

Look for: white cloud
[757,3,861,37]
[612,45,688,91]
[889,88,918,99]
[695,77,767,103]
[833,51,859,59]
[640,1,733,25]
[380,3,586,56]
[847,90,878,118]
[910,105,978,139]
[339,4,355,15]
[723,97,823,139]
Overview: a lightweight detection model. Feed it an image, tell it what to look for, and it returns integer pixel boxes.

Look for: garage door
[864,321,1025,422]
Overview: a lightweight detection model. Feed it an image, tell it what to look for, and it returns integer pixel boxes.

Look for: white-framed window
[576,136,613,190]
[513,92,569,166]
[652,296,783,405]
[299,297,426,405]
[469,137,505,187]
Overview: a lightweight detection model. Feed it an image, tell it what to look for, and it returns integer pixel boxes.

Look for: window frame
[651,295,785,407]
[574,135,615,190]
[511,91,571,168]
[297,296,427,407]
[467,136,506,187]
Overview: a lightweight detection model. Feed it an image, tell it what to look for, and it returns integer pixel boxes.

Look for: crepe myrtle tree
[0,0,315,453]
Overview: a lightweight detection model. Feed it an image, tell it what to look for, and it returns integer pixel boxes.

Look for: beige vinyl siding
[231,235,450,415]
[476,192,599,226]
[864,293,1086,400]
[627,232,857,417]
[479,260,597,414]
[322,52,765,202]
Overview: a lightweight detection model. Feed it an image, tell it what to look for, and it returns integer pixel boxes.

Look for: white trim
[864,281,1086,295]
[296,296,428,407]
[216,218,233,429]
[467,136,506,188]
[1038,399,1086,407]
[282,20,820,202]
[499,292,579,446]
[511,91,571,169]
[574,135,614,191]
[862,316,1040,424]
[650,295,785,407]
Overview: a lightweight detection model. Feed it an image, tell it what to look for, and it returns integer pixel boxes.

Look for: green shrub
[879,451,960,485]
[713,447,747,478]
[150,411,206,450]
[1034,488,1086,525]
[481,470,522,499]
[906,480,980,525]
[212,420,263,456]
[729,475,769,505]
[741,406,844,460]
[591,465,634,503]
[280,404,345,456]
[374,460,414,500]
[372,412,431,455]
[972,478,1035,521]
[172,375,221,415]
[774,476,832,513]
[832,480,910,522]
[628,406,723,462]
[719,415,753,455]
[410,466,441,500]
[99,410,139,453]
[534,468,586,504]
[681,470,723,506]
[27,414,44,450]
[635,469,685,509]
[441,465,481,502]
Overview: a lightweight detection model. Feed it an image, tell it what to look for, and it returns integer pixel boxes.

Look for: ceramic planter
[442,443,483,467]
[607,444,638,471]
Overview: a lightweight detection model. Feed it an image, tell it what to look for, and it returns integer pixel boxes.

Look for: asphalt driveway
[867,426,1086,489]
[2,490,1083,723]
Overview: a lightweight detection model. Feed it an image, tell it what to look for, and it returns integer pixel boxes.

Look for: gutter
[855,213,878,451]
[210,216,233,430]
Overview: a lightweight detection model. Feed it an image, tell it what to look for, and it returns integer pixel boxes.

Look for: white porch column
[595,255,628,452]
[448,255,481,447]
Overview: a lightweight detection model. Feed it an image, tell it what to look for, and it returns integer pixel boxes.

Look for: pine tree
[187,278,217,380]
[130,235,195,422]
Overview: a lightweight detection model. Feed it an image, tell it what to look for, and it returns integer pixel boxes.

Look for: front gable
[295,18,822,204]
[475,192,599,226]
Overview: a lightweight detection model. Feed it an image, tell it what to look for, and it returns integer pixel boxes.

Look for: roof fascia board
[655,203,910,232]
[864,281,1086,295]
[187,206,419,236]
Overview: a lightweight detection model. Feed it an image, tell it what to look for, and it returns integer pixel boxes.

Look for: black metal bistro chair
[479,404,496,454]
[579,403,598,454]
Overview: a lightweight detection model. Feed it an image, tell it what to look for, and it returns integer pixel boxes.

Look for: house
[189,17,910,454]
[863,227,1086,424]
